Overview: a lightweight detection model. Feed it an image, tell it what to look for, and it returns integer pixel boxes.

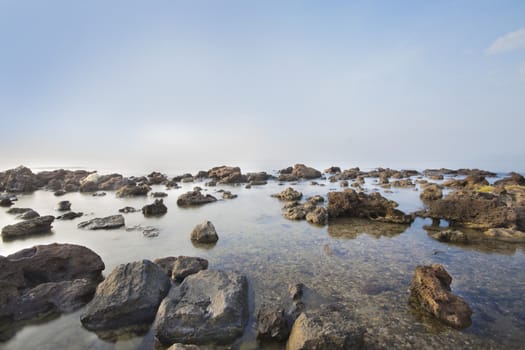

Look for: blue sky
[1,1,524,172]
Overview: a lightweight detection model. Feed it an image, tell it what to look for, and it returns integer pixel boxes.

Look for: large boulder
[0,244,104,339]
[409,264,472,329]
[77,215,125,230]
[286,306,365,350]
[208,166,245,184]
[154,270,249,346]
[1,216,55,239]
[142,199,168,217]
[190,221,219,244]
[80,260,170,332]
[292,164,322,180]
[327,189,413,224]
[0,166,39,192]
[177,190,217,206]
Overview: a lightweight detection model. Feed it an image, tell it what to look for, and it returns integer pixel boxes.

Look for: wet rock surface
[177,190,217,206]
[1,216,55,239]
[115,184,151,197]
[77,215,125,230]
[80,260,170,334]
[142,199,168,216]
[154,269,249,346]
[409,264,472,329]
[171,256,209,282]
[190,221,219,244]
[256,306,290,342]
[0,243,104,340]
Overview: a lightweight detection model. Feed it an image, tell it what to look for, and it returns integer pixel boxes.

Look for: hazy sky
[1,1,525,172]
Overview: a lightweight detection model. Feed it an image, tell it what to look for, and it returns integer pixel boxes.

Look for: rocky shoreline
[1,164,525,348]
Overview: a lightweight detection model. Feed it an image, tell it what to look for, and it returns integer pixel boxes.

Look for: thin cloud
[487,27,525,54]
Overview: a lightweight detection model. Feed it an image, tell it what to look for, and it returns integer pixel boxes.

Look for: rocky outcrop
[442,175,489,189]
[190,221,219,244]
[142,199,168,217]
[324,166,341,174]
[208,166,245,184]
[420,184,443,202]
[279,164,321,181]
[1,216,55,239]
[257,306,290,342]
[147,171,168,185]
[115,183,151,197]
[494,172,525,187]
[0,244,104,339]
[80,260,170,333]
[286,306,365,350]
[177,190,217,207]
[77,215,125,230]
[0,166,39,192]
[272,187,303,201]
[409,264,472,329]
[154,270,249,346]
[327,189,413,224]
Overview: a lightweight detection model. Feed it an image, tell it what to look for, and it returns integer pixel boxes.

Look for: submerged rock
[257,306,290,342]
[0,243,104,339]
[154,270,249,346]
[327,189,413,224]
[1,216,55,239]
[142,199,168,217]
[483,228,525,243]
[190,221,219,244]
[77,215,125,230]
[286,306,365,350]
[409,264,472,329]
[430,229,468,244]
[80,260,170,333]
[177,190,217,206]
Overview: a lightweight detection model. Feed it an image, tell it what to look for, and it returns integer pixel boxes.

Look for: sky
[1,0,525,173]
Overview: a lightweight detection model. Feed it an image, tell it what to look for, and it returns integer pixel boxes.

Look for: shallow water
[1,175,525,349]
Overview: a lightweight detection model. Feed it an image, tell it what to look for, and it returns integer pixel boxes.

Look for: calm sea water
[1,170,524,349]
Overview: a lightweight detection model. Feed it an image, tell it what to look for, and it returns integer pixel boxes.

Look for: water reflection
[327,217,408,239]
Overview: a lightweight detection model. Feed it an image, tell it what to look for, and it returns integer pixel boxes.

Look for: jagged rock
[177,190,217,207]
[1,216,55,239]
[208,166,245,184]
[153,257,178,276]
[142,199,168,217]
[77,215,125,230]
[115,184,151,197]
[305,207,328,225]
[56,211,83,220]
[409,264,472,329]
[55,200,71,211]
[171,256,209,282]
[0,243,104,339]
[430,230,468,243]
[420,184,443,201]
[80,260,170,333]
[154,270,249,346]
[0,166,38,192]
[286,306,365,350]
[291,164,322,179]
[257,306,290,342]
[324,166,341,174]
[190,221,219,244]
[284,205,307,220]
[327,189,413,224]
[272,187,303,201]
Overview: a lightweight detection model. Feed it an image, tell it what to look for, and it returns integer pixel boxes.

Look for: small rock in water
[151,192,168,198]
[17,209,40,220]
[257,305,290,342]
[142,226,160,238]
[222,191,237,199]
[142,199,168,217]
[190,221,219,244]
[55,200,71,211]
[77,215,125,230]
[119,206,138,213]
[1,216,55,239]
[57,211,83,220]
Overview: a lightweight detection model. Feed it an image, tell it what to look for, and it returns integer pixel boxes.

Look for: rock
[247,172,270,182]
[257,306,290,342]
[324,166,341,174]
[7,207,33,214]
[153,257,178,276]
[167,344,201,350]
[177,190,217,207]
[391,179,415,188]
[442,175,489,189]
[291,164,322,179]
[340,180,349,188]
[0,198,13,207]
[142,227,160,238]
[79,181,98,193]
[190,221,219,244]
[1,216,55,239]
[419,189,525,230]
[289,283,305,301]
[0,166,38,192]
[147,171,168,185]
[278,174,299,182]
[208,166,245,184]
[305,207,328,225]
[494,172,525,187]
[484,228,525,243]
[222,191,238,199]
[154,270,249,346]
[272,187,303,201]
[17,209,40,220]
[430,230,468,243]
[142,199,168,217]
[283,205,307,220]
[56,211,83,220]
[54,190,66,196]
[151,192,168,198]
[420,184,443,201]
[77,215,125,230]
[409,264,472,329]
[92,192,106,197]
[81,260,170,333]
[55,200,71,211]
[0,243,104,337]
[205,180,217,187]
[327,189,413,224]
[115,184,151,197]
[119,206,138,213]
[286,306,365,350]
[171,256,209,282]
[181,177,194,183]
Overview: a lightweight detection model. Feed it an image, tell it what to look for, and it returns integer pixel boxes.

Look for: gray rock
[1,215,55,239]
[171,256,208,282]
[0,198,13,207]
[153,256,178,276]
[115,184,151,197]
[151,192,168,198]
[55,200,71,211]
[17,209,40,220]
[430,229,468,243]
[177,190,217,206]
[287,306,365,350]
[56,211,83,220]
[77,215,125,230]
[6,207,32,215]
[190,221,219,244]
[142,199,168,216]
[80,260,170,332]
[154,270,249,346]
[257,306,290,342]
[119,206,138,213]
